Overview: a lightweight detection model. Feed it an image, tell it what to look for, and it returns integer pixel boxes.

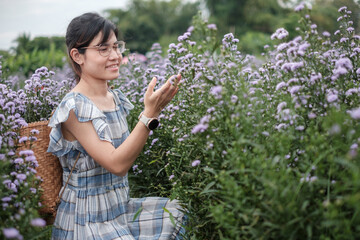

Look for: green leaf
[132,207,143,222]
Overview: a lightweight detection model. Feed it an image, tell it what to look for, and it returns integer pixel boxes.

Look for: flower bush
[0,58,74,239]
[113,5,360,239]
[1,4,360,239]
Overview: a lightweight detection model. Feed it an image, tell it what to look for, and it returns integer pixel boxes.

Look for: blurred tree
[105,0,200,54]
[12,33,32,55]
[203,0,360,55]
[204,0,293,35]
[311,0,360,34]
[12,34,66,56]
[30,36,67,53]
[204,0,294,54]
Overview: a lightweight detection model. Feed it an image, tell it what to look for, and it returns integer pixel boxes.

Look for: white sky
[0,0,130,51]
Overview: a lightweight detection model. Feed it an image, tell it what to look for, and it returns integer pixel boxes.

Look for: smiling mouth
[106,64,119,69]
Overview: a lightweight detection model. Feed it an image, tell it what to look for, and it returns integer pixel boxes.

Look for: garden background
[1,0,360,239]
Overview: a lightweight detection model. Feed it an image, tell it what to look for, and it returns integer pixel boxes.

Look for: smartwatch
[138,112,159,130]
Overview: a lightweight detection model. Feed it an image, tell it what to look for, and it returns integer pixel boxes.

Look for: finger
[157,80,171,95]
[145,77,157,97]
[171,87,179,98]
[173,74,182,88]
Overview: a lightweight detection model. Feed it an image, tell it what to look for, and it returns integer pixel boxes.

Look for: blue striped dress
[47,89,186,239]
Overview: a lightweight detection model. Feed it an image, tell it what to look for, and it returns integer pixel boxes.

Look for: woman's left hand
[143,74,181,117]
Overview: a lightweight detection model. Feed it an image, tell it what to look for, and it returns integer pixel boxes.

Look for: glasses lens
[117,41,125,54]
[98,46,110,57]
[97,42,125,56]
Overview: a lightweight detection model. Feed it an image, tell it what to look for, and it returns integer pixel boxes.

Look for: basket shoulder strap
[58,152,81,200]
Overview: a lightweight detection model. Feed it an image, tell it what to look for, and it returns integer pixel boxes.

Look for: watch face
[148,119,159,130]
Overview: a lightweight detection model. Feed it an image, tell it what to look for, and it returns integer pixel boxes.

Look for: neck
[75,75,109,97]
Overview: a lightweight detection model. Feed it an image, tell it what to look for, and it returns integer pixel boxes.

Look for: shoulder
[49,92,105,127]
[110,88,135,114]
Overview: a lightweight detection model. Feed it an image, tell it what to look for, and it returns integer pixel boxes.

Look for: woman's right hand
[143,74,181,117]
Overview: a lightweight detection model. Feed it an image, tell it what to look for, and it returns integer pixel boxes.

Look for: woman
[47,12,186,239]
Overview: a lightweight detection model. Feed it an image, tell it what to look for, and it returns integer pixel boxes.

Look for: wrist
[138,111,160,130]
[143,109,159,118]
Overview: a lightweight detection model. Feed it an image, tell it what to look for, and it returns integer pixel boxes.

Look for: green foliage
[0,60,73,239]
[238,31,272,56]
[1,34,67,78]
[113,5,360,239]
[105,0,199,54]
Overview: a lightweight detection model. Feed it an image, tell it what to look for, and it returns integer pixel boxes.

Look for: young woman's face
[80,31,122,81]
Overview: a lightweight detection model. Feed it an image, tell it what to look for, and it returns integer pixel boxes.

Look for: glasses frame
[79,40,126,57]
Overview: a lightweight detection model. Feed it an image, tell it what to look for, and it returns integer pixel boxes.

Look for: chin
[107,73,120,81]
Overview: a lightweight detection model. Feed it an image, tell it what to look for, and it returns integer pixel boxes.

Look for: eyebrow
[98,41,118,46]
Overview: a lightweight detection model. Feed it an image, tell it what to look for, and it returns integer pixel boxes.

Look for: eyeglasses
[79,41,126,57]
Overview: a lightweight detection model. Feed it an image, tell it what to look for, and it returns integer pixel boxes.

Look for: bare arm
[63,75,180,176]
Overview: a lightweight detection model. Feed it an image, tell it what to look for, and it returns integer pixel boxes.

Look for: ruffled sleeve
[47,92,113,157]
[111,88,134,116]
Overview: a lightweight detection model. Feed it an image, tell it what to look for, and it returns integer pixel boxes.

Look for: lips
[106,63,119,69]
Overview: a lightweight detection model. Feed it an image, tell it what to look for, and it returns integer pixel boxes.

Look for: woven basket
[19,121,62,224]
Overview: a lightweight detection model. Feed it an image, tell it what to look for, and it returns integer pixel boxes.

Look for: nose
[109,48,121,60]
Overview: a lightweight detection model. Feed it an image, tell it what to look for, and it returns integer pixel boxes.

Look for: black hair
[65,12,118,82]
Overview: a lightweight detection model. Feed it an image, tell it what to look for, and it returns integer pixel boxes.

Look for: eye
[98,46,109,53]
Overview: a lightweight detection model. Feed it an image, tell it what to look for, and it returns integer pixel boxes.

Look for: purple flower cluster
[0,59,71,236]
[99,7,360,237]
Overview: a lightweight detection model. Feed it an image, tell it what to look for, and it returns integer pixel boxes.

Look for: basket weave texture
[19,121,62,220]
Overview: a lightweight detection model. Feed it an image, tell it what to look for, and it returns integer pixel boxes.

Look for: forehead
[90,31,117,45]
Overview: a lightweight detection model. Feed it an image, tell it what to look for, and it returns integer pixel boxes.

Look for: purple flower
[335,58,353,70]
[151,138,158,146]
[296,126,305,131]
[276,82,287,91]
[30,218,46,227]
[3,228,20,239]
[356,68,360,75]
[347,27,354,33]
[207,107,215,113]
[271,28,289,40]
[19,150,34,156]
[294,3,305,12]
[231,95,238,103]
[322,31,330,37]
[207,24,217,30]
[18,136,28,143]
[308,112,317,119]
[132,165,138,171]
[14,158,24,164]
[2,196,12,202]
[210,85,223,96]
[192,160,201,167]
[16,174,26,181]
[277,102,287,113]
[187,26,194,32]
[191,123,209,134]
[169,174,174,180]
[345,88,357,96]
[277,43,288,51]
[298,42,310,56]
[350,143,358,150]
[349,108,360,119]
[310,73,322,83]
[30,129,39,134]
[338,6,347,12]
[327,94,338,103]
[289,86,301,94]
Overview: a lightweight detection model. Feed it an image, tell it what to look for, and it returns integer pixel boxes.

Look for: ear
[70,48,84,65]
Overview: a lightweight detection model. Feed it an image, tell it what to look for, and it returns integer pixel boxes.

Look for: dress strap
[55,152,81,205]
